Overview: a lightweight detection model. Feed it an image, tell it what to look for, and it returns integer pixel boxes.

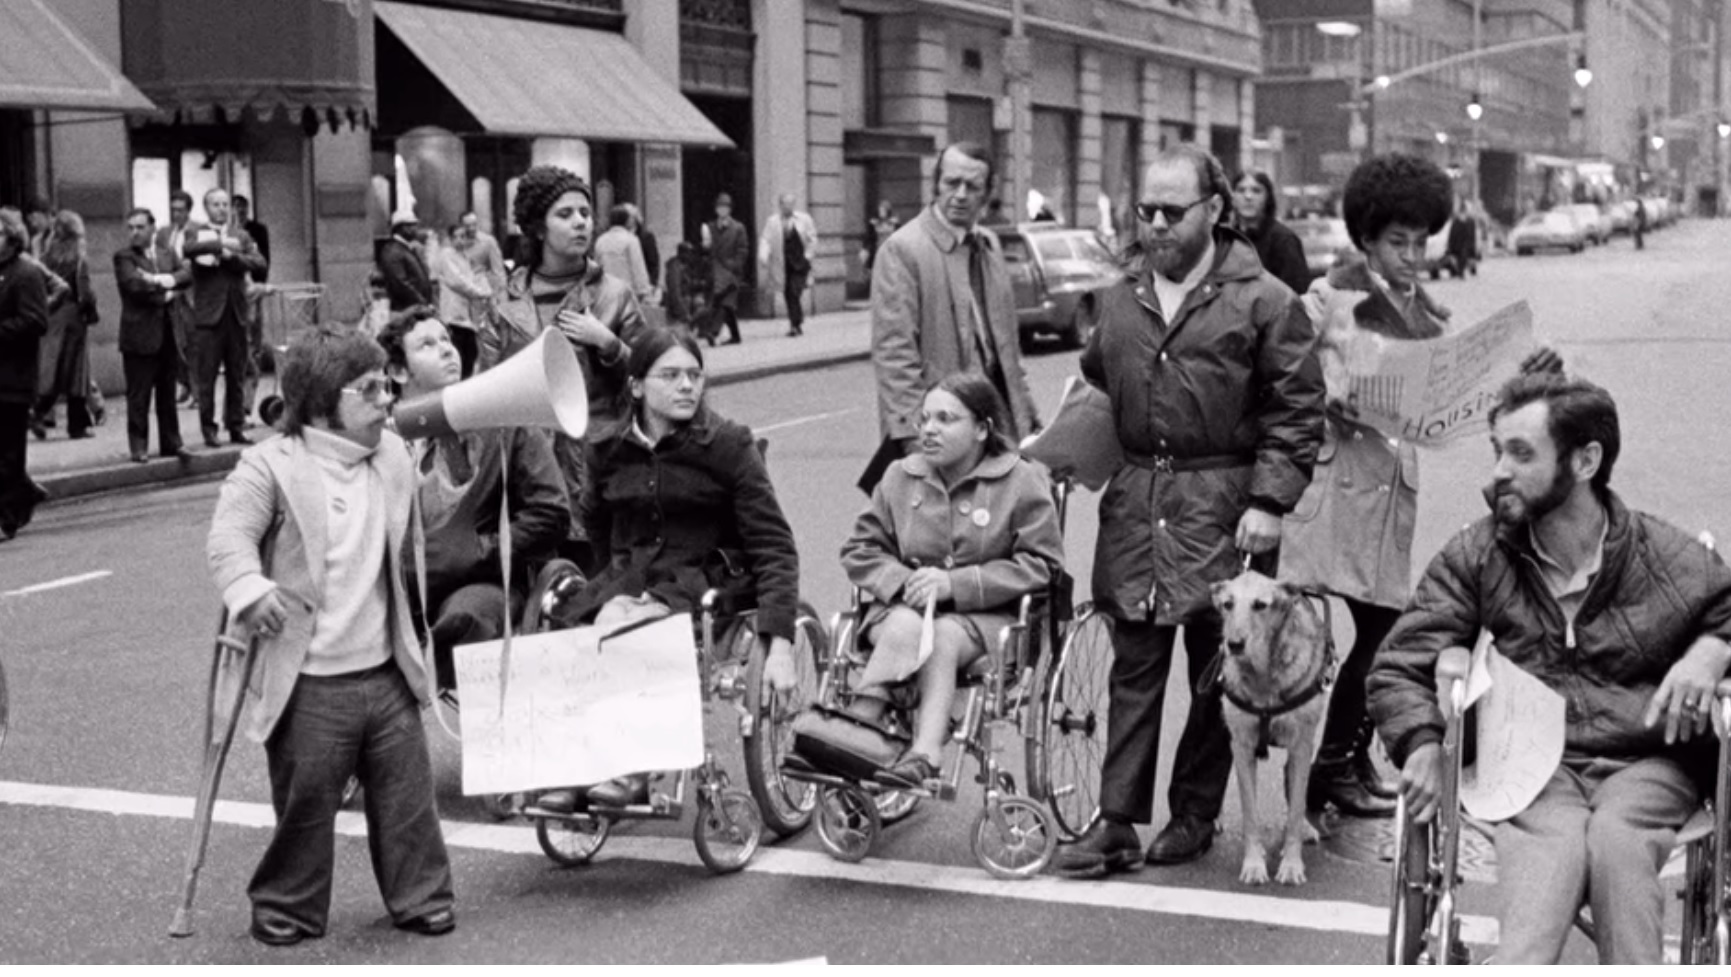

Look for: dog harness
[1204,593,1336,760]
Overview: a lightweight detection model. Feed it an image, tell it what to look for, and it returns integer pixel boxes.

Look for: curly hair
[376,305,439,373]
[279,325,387,436]
[1489,371,1620,496]
[1342,153,1453,250]
[511,165,591,269]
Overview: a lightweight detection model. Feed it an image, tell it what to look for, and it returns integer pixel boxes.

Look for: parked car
[1510,211,1586,255]
[992,223,1122,349]
[1605,200,1636,234]
[1557,203,1611,245]
[1289,216,1354,284]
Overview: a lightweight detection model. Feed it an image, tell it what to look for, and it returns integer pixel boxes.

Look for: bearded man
[1051,143,1325,877]
[1369,370,1731,964]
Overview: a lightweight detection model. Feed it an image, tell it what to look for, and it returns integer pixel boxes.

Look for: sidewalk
[26,304,873,504]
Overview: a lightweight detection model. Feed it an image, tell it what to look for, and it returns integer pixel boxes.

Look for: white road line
[2,570,112,598]
[0,779,1498,946]
[754,408,858,435]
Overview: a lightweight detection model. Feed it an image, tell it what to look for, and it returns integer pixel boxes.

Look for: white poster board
[453,613,704,796]
[1344,301,1536,446]
[1458,635,1565,822]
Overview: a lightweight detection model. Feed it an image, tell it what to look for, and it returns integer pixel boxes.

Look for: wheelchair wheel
[816,786,880,863]
[1029,608,1112,841]
[693,787,763,874]
[876,789,921,825]
[1387,808,1432,965]
[536,814,610,867]
[743,606,826,838]
[1679,832,1721,965]
[971,795,1058,880]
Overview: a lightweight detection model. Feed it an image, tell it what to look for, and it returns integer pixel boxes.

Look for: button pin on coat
[972,508,990,528]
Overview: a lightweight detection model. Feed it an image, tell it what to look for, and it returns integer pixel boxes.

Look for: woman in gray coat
[840,373,1064,788]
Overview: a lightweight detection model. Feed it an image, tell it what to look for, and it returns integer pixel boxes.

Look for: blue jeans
[1491,755,1697,964]
[250,663,453,934]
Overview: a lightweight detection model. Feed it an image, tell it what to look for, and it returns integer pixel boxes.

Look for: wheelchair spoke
[1035,611,1113,841]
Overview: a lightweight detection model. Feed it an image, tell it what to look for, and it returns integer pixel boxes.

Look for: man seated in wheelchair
[538,327,801,810]
[1367,371,1731,964]
[833,372,1064,790]
[379,307,568,693]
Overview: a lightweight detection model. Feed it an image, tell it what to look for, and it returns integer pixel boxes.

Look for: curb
[35,348,872,506]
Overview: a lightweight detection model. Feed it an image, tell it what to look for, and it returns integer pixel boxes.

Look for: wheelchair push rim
[1031,609,1112,841]
[742,605,827,838]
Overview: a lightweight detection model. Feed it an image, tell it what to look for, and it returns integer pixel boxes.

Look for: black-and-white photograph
[3,0,1731,965]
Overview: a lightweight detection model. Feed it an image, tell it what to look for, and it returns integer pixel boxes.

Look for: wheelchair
[781,480,1115,877]
[508,563,828,875]
[1387,652,1731,965]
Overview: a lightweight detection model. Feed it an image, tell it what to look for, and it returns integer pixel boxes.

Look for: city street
[2,219,1728,964]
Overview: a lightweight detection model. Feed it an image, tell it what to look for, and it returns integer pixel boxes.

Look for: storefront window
[1101,115,1140,244]
[131,157,172,226]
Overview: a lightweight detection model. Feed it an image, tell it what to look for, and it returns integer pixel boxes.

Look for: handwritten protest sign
[1458,634,1564,822]
[453,614,704,796]
[1020,376,1124,490]
[1344,301,1535,445]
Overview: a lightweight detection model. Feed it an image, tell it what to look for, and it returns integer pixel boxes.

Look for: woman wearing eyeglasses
[537,327,801,811]
[837,372,1064,789]
[206,326,455,945]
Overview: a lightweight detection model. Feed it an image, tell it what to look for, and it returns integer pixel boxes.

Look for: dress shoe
[786,328,803,337]
[164,446,194,461]
[230,431,253,446]
[1145,815,1216,865]
[721,337,742,346]
[249,917,308,947]
[536,788,582,815]
[204,434,223,448]
[394,907,456,937]
[68,430,95,440]
[1050,819,1143,879]
[586,773,651,808]
[28,417,47,440]
[1306,761,1396,818]
[27,480,48,506]
[130,451,150,464]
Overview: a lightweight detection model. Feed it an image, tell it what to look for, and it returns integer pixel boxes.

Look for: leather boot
[1307,757,1396,818]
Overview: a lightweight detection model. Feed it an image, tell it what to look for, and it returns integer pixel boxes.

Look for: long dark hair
[929,373,1013,456]
[627,327,707,424]
[1233,170,1278,226]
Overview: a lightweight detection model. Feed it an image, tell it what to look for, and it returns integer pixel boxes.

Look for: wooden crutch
[168,617,258,938]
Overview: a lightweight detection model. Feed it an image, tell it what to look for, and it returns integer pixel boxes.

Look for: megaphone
[392,331,588,440]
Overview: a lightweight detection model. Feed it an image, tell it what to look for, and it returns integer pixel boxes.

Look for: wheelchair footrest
[788,705,910,783]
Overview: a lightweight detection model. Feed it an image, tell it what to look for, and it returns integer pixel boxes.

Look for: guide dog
[1209,570,1335,886]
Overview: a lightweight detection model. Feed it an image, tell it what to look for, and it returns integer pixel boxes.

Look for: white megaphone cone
[392,331,588,439]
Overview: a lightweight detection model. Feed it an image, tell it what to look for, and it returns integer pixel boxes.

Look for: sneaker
[1050,820,1143,879]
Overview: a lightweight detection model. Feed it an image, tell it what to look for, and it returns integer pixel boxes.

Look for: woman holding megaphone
[535,328,802,812]
[478,166,648,571]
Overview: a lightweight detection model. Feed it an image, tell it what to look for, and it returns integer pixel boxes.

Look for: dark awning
[375,1,732,147]
[122,0,374,127]
[0,0,154,113]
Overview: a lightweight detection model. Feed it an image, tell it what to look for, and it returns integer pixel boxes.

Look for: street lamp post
[1318,21,1370,160]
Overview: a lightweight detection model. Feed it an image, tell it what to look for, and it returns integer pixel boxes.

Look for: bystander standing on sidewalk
[702,193,749,346]
[32,210,98,441]
[0,209,49,540]
[114,207,192,463]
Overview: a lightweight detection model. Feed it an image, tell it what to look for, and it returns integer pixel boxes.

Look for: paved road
[2,220,1725,963]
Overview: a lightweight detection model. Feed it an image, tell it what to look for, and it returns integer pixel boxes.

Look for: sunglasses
[1135,196,1211,225]
[343,377,394,404]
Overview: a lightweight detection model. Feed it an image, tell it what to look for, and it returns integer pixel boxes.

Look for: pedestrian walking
[702,193,749,346]
[31,210,98,441]
[865,141,1038,491]
[1634,197,1647,250]
[114,207,191,463]
[1050,143,1325,878]
[0,209,49,541]
[184,188,268,447]
[1231,169,1310,295]
[477,165,646,570]
[759,193,816,337]
[206,324,455,946]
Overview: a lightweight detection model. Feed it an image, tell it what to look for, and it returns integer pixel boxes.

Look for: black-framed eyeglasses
[342,377,394,404]
[1135,197,1211,225]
